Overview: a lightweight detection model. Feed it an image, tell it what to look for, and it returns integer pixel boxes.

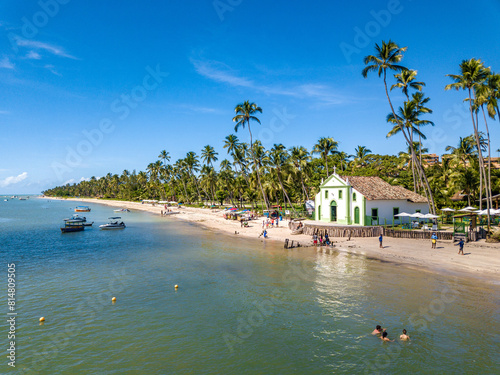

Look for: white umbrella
[410,212,425,218]
[440,207,455,212]
[395,212,411,217]
[477,209,497,215]
[423,213,439,219]
[460,206,477,211]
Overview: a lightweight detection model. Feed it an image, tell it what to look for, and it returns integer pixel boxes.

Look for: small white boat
[64,214,87,222]
[75,206,91,212]
[113,208,130,212]
[99,217,126,230]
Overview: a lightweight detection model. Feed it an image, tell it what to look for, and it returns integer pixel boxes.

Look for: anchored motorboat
[99,217,126,230]
[75,206,91,212]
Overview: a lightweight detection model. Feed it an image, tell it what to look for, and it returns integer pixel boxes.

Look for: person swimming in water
[380,331,394,342]
[400,329,410,341]
[371,325,385,335]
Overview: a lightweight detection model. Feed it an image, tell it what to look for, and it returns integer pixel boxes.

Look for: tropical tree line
[43,41,500,221]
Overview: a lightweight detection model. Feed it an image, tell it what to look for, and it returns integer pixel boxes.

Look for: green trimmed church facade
[314,173,429,226]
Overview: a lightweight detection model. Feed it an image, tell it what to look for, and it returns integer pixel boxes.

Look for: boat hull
[61,226,84,233]
[99,225,125,230]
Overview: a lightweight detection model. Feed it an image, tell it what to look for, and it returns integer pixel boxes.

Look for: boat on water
[113,208,130,212]
[64,214,87,222]
[99,217,126,230]
[3,199,7,201]
[82,222,94,227]
[61,220,85,233]
[75,206,91,212]
[19,197,27,201]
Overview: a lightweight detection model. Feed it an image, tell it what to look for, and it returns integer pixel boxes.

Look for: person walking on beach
[431,233,437,249]
[325,233,330,245]
[379,234,383,248]
[456,238,465,255]
[400,329,410,341]
[313,234,318,245]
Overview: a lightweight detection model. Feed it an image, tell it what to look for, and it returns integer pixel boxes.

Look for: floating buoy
[174,285,178,289]
[39,317,45,322]
[111,297,116,302]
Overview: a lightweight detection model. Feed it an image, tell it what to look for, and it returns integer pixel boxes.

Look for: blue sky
[1,0,499,194]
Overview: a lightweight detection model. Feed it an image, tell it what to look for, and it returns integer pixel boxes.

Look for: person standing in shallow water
[400,329,410,341]
[372,325,384,335]
[379,234,383,248]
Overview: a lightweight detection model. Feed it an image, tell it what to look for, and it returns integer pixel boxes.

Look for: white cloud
[0,57,15,69]
[26,51,42,60]
[79,177,90,182]
[191,59,347,105]
[15,38,77,59]
[44,64,62,76]
[63,179,75,185]
[0,172,28,188]
[191,59,253,87]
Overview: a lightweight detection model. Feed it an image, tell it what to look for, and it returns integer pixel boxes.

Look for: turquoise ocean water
[0,197,499,374]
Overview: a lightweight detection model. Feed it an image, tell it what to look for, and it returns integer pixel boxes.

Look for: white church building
[314,173,429,226]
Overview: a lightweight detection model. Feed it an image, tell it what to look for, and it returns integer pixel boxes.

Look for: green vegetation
[43,41,500,216]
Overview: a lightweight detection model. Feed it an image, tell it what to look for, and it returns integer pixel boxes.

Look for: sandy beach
[44,197,500,283]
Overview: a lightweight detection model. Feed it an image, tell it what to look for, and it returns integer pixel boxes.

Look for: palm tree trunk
[248,123,270,212]
[481,106,492,233]
[277,168,297,214]
[469,89,485,212]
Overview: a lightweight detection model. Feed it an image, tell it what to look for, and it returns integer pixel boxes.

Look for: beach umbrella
[477,208,497,215]
[409,212,425,218]
[423,213,439,219]
[394,212,411,217]
[440,207,455,212]
[459,206,477,211]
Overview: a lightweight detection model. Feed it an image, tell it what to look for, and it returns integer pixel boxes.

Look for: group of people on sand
[262,217,280,229]
[312,233,330,246]
[372,325,410,342]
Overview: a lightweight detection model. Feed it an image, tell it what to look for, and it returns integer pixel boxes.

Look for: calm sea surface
[0,197,498,374]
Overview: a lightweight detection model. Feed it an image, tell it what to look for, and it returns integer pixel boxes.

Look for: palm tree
[184,151,202,202]
[289,146,311,201]
[350,146,372,168]
[312,137,338,176]
[363,40,436,214]
[269,144,296,213]
[445,137,475,169]
[391,69,425,100]
[232,101,269,211]
[386,100,434,192]
[445,58,491,222]
[201,145,219,204]
[158,150,170,166]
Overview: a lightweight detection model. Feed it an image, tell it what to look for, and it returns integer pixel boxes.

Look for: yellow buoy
[39,317,45,322]
[111,297,116,302]
[174,284,179,289]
